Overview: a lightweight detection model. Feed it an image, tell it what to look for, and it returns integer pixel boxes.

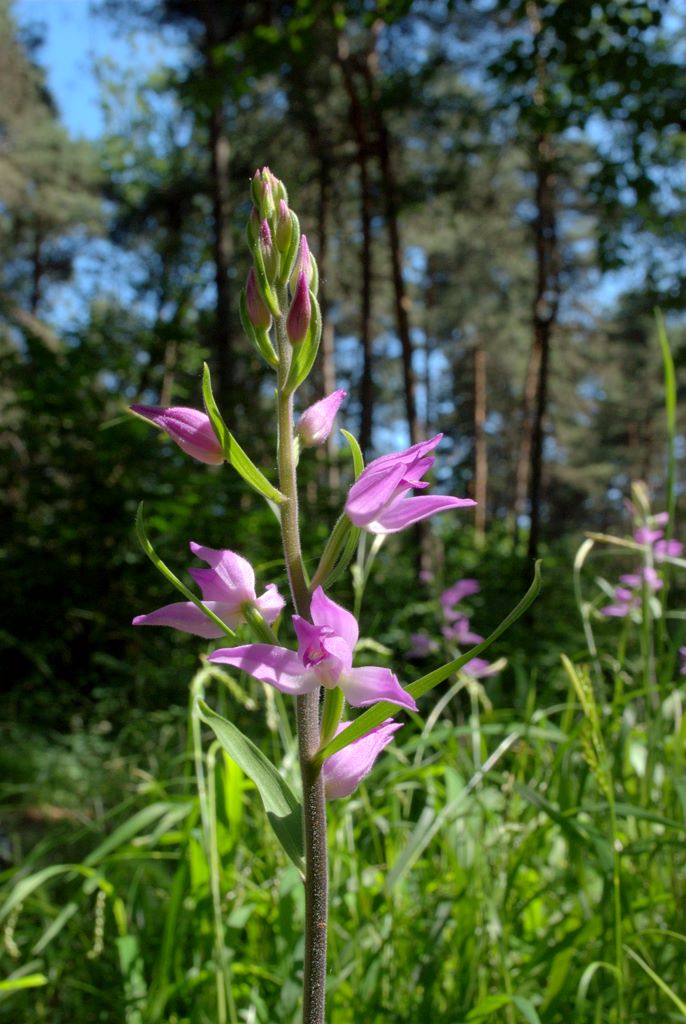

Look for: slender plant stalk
[190,671,237,1024]
[275,287,328,1024]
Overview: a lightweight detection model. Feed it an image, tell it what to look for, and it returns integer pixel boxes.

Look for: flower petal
[189,543,256,603]
[344,460,409,526]
[373,495,476,534]
[208,644,317,695]
[341,666,417,711]
[254,583,286,624]
[310,586,359,650]
[133,601,229,638]
[323,720,403,799]
[131,405,224,464]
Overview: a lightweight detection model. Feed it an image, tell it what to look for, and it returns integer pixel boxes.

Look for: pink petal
[254,583,286,624]
[367,434,443,472]
[189,543,256,603]
[345,460,409,525]
[297,389,347,447]
[208,644,318,695]
[372,495,476,534]
[341,666,417,711]
[440,578,480,606]
[323,720,403,799]
[462,657,499,679]
[310,587,359,650]
[132,601,229,638]
[131,405,224,465]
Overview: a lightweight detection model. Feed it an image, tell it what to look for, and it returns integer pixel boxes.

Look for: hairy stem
[275,287,328,1024]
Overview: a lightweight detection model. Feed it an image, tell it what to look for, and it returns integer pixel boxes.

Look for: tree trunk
[362,22,420,448]
[30,231,43,315]
[336,37,375,457]
[202,10,234,410]
[525,135,560,561]
[473,342,488,542]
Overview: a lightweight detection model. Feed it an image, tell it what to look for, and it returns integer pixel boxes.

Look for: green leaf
[239,289,278,368]
[135,503,237,639]
[625,945,686,1015]
[0,973,48,995]
[197,700,304,873]
[340,429,364,478]
[201,363,286,504]
[314,561,542,765]
[284,290,322,394]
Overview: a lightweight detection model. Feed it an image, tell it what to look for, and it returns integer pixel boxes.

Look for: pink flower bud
[286,272,311,345]
[275,199,292,252]
[289,234,316,292]
[323,720,403,799]
[259,218,278,280]
[131,405,223,465]
[245,267,272,330]
[297,389,347,447]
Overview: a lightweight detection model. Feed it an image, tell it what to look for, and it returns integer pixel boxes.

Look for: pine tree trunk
[526,135,560,561]
[362,24,420,448]
[473,343,488,542]
[336,38,375,457]
[201,7,234,410]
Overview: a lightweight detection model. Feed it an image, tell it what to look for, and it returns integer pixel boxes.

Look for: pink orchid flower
[131,405,223,465]
[655,538,684,560]
[407,632,439,659]
[345,434,476,535]
[323,720,403,799]
[601,566,663,618]
[208,587,417,711]
[440,578,480,619]
[680,646,686,676]
[461,657,499,679]
[297,388,347,447]
[442,614,484,645]
[133,543,285,637]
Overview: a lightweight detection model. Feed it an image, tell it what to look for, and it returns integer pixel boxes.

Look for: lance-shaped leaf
[284,291,322,394]
[313,561,543,766]
[135,504,237,640]
[197,700,304,874]
[341,428,364,479]
[201,363,286,504]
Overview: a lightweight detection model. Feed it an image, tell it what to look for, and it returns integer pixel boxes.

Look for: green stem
[191,671,237,1024]
[275,286,328,1024]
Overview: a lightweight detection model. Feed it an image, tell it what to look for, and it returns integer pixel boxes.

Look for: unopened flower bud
[297,389,347,447]
[131,405,223,465]
[289,234,317,293]
[275,199,292,252]
[259,219,278,280]
[246,207,260,248]
[286,272,311,345]
[245,268,272,330]
[259,178,275,220]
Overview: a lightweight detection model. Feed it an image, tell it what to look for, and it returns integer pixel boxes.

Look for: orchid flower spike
[133,543,285,637]
[208,586,417,711]
[131,405,223,465]
[345,434,476,534]
[323,720,403,799]
[297,389,347,447]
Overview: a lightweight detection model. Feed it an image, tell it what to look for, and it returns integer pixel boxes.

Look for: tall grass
[1,321,684,1022]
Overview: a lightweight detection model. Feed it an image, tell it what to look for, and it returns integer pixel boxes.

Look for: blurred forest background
[2,0,685,719]
[1,1,686,1021]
